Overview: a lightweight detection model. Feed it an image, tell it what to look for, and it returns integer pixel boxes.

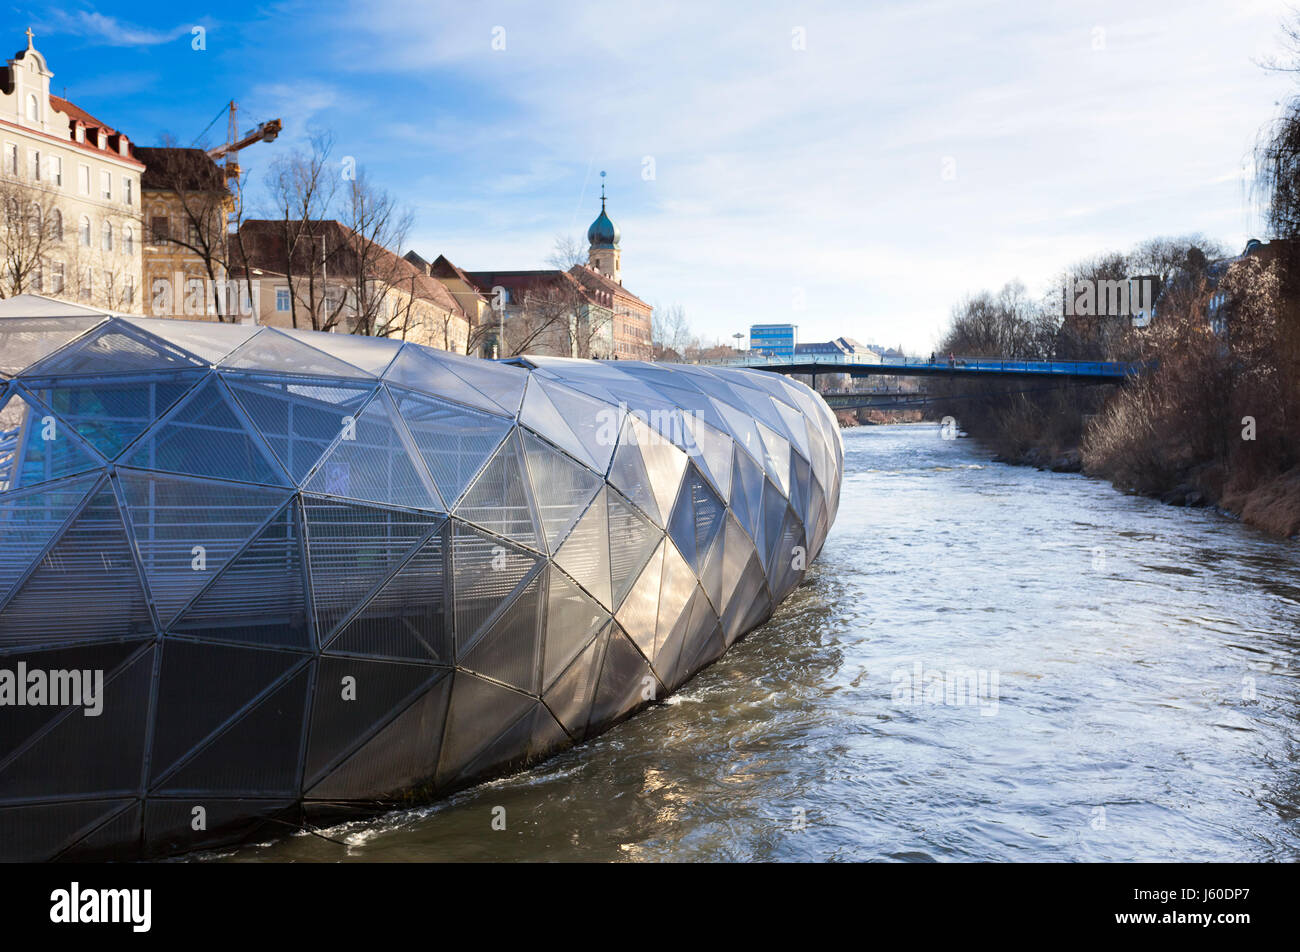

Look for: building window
[51,261,65,293]
[4,143,16,175]
[123,276,135,306]
[75,126,85,144]
[50,209,62,241]
[97,130,106,150]
[79,216,91,247]
[78,164,90,194]
[50,155,62,187]
[275,287,291,312]
[26,94,39,122]
[80,268,92,301]
[100,170,112,200]
[123,178,133,205]
[151,216,168,242]
[122,225,134,255]
[28,150,40,181]
[102,221,113,252]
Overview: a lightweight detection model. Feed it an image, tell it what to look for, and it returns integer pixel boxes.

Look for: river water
[218,423,1300,862]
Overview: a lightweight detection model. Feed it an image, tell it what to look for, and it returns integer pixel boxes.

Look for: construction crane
[205,101,282,183]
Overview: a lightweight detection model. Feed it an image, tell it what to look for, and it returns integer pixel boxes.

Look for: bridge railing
[689,353,1135,377]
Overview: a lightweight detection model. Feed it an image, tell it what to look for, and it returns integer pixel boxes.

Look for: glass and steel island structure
[0,297,842,860]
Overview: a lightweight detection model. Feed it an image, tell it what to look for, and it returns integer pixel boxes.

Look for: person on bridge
[948,352,955,367]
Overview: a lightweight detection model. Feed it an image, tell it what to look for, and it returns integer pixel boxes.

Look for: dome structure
[587,197,620,249]
[0,297,843,860]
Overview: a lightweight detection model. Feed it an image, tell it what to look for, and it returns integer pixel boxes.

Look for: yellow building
[0,31,143,311]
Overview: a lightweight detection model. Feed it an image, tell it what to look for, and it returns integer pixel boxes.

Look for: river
[214,423,1300,862]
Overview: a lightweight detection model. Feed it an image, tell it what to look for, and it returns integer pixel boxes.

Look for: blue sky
[16,0,1300,351]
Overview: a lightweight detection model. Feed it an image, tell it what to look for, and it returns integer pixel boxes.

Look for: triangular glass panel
[542,624,608,738]
[682,413,733,500]
[305,656,446,785]
[304,389,441,510]
[671,591,725,690]
[122,375,287,486]
[636,416,689,525]
[0,390,103,491]
[223,374,374,484]
[772,396,812,462]
[453,430,542,550]
[654,540,697,669]
[606,488,662,610]
[26,373,204,459]
[461,571,545,693]
[327,524,450,663]
[121,317,259,365]
[729,442,766,544]
[170,501,311,649]
[760,478,791,572]
[0,484,153,647]
[542,564,610,688]
[519,376,591,469]
[536,380,622,475]
[521,429,603,552]
[303,495,437,638]
[0,473,104,621]
[431,351,529,417]
[149,640,304,784]
[526,703,571,761]
[721,551,771,647]
[607,415,661,526]
[384,345,517,418]
[451,520,541,654]
[789,449,811,522]
[667,465,725,574]
[586,627,656,736]
[390,386,512,507]
[0,645,153,799]
[278,327,402,376]
[554,487,611,609]
[756,420,792,496]
[20,320,207,378]
[159,664,310,795]
[306,671,452,800]
[220,327,374,378]
[435,671,536,786]
[614,540,664,660]
[711,397,764,465]
[0,316,105,377]
[118,472,291,627]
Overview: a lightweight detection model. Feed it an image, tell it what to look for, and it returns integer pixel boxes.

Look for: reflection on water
[214,424,1300,862]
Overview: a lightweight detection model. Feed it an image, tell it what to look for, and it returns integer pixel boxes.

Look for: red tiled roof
[567,263,652,311]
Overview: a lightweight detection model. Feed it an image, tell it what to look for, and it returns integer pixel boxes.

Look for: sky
[15,0,1300,352]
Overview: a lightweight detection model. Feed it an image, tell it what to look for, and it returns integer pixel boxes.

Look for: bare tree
[0,179,63,297]
[652,303,691,359]
[334,168,415,337]
[264,131,338,329]
[547,234,585,271]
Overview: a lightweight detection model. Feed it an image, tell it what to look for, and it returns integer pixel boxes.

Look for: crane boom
[207,118,282,160]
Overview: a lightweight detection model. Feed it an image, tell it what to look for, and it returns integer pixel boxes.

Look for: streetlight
[732,332,744,351]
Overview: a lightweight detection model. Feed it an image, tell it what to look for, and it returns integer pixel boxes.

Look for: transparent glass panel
[682,413,733,500]
[0,316,105,377]
[278,327,401,376]
[654,539,696,664]
[384,344,517,418]
[122,317,259,365]
[542,564,610,688]
[20,321,206,378]
[772,396,812,462]
[122,375,288,486]
[607,417,661,527]
[536,379,622,476]
[429,350,529,418]
[614,539,664,659]
[0,390,103,491]
[29,372,203,459]
[326,525,450,662]
[118,471,291,626]
[302,495,436,638]
[729,442,766,543]
[606,488,662,610]
[711,397,764,465]
[435,671,536,786]
[170,501,311,649]
[304,389,441,511]
[521,429,603,552]
[542,625,608,736]
[0,484,153,647]
[0,472,99,603]
[223,374,375,485]
[450,520,541,654]
[666,465,724,573]
[586,628,654,736]
[221,327,374,378]
[390,387,512,507]
[461,571,544,694]
[453,430,542,550]
[554,487,611,609]
[519,376,591,470]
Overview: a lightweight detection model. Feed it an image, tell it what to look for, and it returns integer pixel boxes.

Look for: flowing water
[217,423,1300,862]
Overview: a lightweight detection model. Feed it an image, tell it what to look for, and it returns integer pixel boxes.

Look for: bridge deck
[690,355,1134,380]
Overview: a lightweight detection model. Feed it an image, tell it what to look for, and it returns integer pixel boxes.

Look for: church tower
[586,177,621,284]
